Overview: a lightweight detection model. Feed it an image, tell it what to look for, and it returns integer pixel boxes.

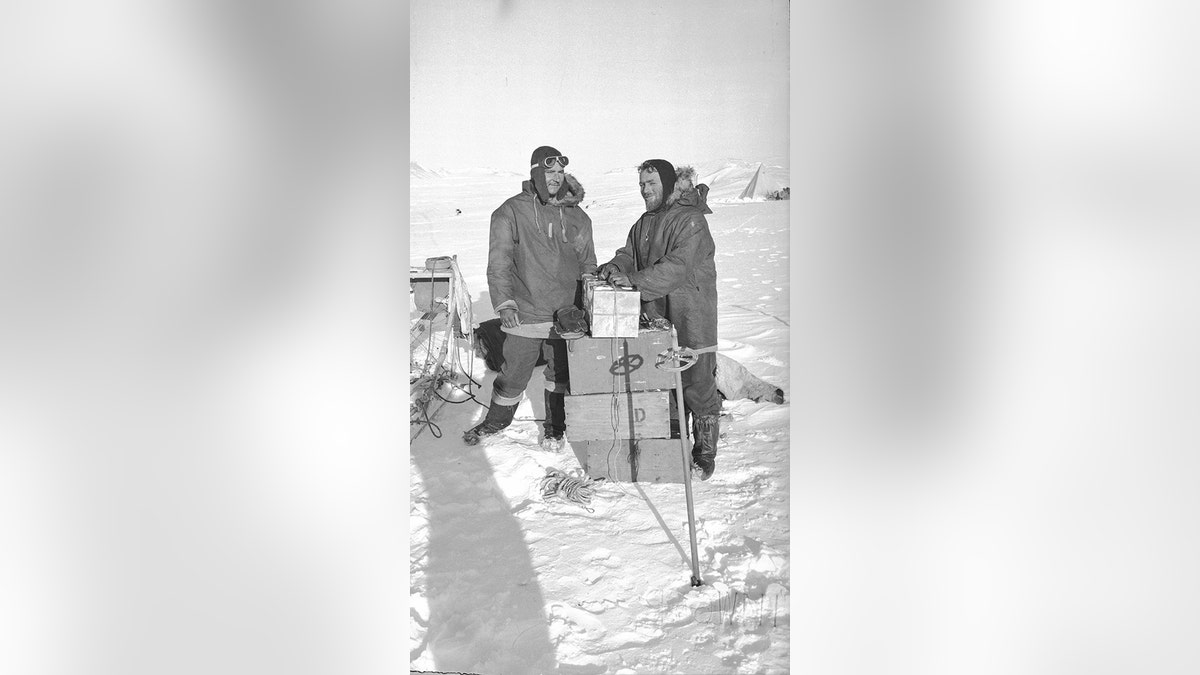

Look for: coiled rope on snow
[540,467,605,512]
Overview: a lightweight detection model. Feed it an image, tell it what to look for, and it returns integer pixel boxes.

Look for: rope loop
[540,467,605,512]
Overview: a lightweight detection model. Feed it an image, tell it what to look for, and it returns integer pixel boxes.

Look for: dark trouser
[491,334,570,405]
[681,350,720,419]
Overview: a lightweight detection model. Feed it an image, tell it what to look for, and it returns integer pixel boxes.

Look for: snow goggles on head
[533,155,569,169]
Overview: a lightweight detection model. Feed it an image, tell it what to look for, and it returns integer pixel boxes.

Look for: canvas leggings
[681,350,720,420]
[491,334,570,405]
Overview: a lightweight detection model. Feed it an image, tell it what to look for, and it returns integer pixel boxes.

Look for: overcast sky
[410,0,790,172]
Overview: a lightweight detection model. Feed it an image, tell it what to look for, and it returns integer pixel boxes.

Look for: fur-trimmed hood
[601,161,718,349]
[489,172,597,325]
[661,165,712,214]
[522,173,586,207]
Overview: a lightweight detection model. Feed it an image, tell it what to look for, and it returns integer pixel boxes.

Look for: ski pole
[664,331,703,587]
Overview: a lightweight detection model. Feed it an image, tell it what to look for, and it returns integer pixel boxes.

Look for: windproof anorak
[487,174,597,327]
[602,182,718,351]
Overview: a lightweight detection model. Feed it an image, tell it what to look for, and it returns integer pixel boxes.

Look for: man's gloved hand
[642,315,672,331]
[553,306,588,338]
[499,307,520,328]
[596,264,617,281]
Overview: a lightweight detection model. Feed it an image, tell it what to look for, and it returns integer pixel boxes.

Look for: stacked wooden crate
[565,328,687,483]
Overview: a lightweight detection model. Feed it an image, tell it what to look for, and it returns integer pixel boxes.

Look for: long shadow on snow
[411,374,555,675]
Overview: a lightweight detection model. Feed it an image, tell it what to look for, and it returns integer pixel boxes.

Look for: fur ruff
[546,173,585,207]
[660,165,698,209]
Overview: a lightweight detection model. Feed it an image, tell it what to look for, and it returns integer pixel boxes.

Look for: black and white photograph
[409,1,791,673]
[6,1,1200,674]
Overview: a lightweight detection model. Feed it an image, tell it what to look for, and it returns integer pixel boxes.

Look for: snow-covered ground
[410,164,791,674]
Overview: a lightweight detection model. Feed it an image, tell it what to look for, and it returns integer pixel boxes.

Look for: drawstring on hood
[525,173,585,243]
[531,203,568,242]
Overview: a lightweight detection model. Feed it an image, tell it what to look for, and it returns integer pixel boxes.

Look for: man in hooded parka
[598,159,721,480]
[464,146,597,450]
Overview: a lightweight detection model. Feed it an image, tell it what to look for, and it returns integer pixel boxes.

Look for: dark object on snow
[474,318,546,373]
[553,306,588,338]
[455,208,462,215]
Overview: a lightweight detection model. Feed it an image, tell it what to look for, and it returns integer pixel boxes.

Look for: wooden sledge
[410,256,473,440]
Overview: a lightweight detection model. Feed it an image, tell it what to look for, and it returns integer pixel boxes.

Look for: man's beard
[643,194,661,210]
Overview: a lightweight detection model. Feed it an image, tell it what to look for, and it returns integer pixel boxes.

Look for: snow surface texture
[410,163,790,674]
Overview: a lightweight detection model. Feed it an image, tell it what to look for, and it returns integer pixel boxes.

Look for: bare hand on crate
[608,272,632,288]
[499,307,520,328]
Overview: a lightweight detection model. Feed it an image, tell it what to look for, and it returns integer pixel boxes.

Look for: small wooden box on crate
[583,275,640,338]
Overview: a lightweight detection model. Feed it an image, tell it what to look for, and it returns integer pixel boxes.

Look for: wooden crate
[566,330,676,395]
[575,438,689,483]
[564,390,677,441]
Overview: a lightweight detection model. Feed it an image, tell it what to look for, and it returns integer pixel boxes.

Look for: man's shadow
[410,371,556,675]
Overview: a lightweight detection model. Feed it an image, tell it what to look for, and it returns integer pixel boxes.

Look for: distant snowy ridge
[409,157,788,205]
[410,162,523,179]
[410,162,444,180]
[694,160,789,202]
[577,158,789,208]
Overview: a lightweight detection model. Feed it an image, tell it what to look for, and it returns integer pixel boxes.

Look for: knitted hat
[530,145,566,202]
[642,159,676,210]
[530,145,562,168]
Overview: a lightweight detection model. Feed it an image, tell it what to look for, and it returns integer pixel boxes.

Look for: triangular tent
[736,162,788,200]
[738,163,764,200]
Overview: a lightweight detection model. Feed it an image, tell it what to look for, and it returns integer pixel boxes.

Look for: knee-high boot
[691,414,720,480]
[543,390,566,440]
[463,401,518,445]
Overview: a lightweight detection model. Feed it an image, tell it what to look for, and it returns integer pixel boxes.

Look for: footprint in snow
[577,598,614,613]
[608,628,664,648]
[582,548,613,563]
[659,603,696,628]
[739,634,772,653]
[510,498,538,515]
[548,602,607,640]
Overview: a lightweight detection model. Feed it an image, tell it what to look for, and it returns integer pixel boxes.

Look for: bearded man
[598,159,720,479]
